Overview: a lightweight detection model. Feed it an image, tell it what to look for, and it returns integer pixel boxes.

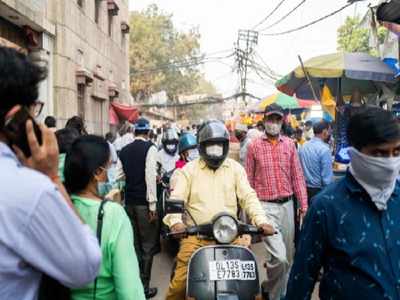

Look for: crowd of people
[2,46,400,300]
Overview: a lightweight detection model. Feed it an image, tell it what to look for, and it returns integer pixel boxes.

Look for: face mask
[187,148,199,161]
[96,167,114,197]
[166,144,177,152]
[97,182,113,197]
[107,167,117,185]
[349,147,400,210]
[206,144,224,157]
[265,122,282,136]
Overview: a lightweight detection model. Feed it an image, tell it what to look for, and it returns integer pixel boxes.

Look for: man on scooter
[164,120,276,300]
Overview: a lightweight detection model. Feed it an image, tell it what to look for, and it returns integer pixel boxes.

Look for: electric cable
[260,2,354,36]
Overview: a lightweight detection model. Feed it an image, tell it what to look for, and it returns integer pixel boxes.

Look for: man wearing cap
[246,103,308,300]
[119,117,159,299]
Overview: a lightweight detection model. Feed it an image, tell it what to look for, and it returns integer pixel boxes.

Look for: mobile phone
[4,107,42,158]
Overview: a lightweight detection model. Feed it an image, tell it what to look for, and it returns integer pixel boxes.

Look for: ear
[93,167,103,182]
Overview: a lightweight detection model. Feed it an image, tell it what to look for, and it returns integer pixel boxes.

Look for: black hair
[105,132,115,143]
[135,129,149,136]
[305,120,313,127]
[256,121,265,129]
[347,106,400,150]
[44,116,57,128]
[0,46,47,130]
[55,128,80,154]
[313,121,330,135]
[64,135,110,194]
[295,128,303,135]
[65,116,87,135]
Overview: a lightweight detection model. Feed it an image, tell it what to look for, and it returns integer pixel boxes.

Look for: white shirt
[113,133,135,152]
[157,149,179,174]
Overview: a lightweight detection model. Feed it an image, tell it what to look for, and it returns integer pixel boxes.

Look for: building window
[77,0,84,8]
[77,84,85,119]
[95,0,101,24]
[121,31,126,48]
[107,0,119,37]
[108,15,113,36]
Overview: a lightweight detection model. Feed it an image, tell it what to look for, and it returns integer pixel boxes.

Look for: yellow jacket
[163,158,269,228]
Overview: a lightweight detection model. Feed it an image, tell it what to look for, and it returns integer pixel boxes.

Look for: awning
[109,102,139,124]
[298,99,319,108]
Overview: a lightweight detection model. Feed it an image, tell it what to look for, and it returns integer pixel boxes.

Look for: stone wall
[52,0,130,135]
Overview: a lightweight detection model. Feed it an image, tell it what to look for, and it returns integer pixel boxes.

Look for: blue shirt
[299,137,333,188]
[286,172,400,300]
[0,142,101,300]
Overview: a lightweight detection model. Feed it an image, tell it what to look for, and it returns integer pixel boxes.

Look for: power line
[260,2,354,36]
[252,0,288,30]
[251,51,281,78]
[136,92,261,108]
[131,52,235,75]
[131,49,233,74]
[259,0,307,31]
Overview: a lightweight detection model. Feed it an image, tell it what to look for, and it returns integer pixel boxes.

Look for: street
[150,241,319,299]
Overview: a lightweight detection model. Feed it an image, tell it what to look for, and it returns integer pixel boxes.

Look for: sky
[129,0,370,98]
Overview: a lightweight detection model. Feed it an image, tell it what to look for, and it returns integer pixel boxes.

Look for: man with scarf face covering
[163,120,276,300]
[287,106,400,300]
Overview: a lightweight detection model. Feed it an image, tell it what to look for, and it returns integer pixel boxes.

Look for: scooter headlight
[212,215,238,244]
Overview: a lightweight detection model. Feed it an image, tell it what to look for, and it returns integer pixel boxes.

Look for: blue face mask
[97,182,113,198]
[96,167,114,197]
[107,167,117,185]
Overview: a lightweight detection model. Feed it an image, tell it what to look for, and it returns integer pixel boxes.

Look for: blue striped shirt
[299,137,333,188]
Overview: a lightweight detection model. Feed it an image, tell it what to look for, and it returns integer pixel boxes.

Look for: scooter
[166,200,269,300]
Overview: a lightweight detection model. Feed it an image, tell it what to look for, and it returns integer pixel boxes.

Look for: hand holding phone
[4,106,42,158]
[13,120,60,179]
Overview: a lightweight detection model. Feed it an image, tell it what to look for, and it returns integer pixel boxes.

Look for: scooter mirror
[165,199,185,214]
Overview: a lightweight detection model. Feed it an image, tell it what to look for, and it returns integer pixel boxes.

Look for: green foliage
[337,16,388,56]
[129,4,205,102]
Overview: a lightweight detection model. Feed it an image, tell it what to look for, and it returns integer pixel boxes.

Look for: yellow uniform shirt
[163,158,269,228]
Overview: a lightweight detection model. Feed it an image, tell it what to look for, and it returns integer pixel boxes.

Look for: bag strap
[93,199,109,300]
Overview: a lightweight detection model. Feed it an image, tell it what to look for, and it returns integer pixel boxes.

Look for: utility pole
[235,29,258,105]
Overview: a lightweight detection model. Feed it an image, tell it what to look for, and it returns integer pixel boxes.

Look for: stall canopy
[109,102,139,125]
[276,52,397,99]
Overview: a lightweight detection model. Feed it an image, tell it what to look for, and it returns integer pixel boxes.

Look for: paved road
[150,241,318,299]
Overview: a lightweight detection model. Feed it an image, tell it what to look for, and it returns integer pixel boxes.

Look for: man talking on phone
[0,46,102,300]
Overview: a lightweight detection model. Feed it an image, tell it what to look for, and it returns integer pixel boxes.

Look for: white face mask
[349,147,400,210]
[166,144,176,151]
[206,144,223,157]
[265,122,282,136]
[187,148,199,161]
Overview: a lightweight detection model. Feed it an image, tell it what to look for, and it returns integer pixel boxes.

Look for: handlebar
[166,223,268,238]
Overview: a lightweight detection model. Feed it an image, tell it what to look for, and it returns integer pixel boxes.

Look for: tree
[337,16,387,56]
[129,4,203,102]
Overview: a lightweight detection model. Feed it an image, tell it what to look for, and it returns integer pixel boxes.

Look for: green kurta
[70,195,145,300]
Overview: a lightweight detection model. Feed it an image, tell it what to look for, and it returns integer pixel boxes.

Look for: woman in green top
[64,135,146,300]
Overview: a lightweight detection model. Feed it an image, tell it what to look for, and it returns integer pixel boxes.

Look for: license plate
[209,260,256,281]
